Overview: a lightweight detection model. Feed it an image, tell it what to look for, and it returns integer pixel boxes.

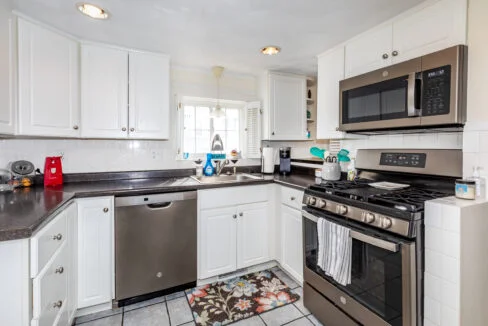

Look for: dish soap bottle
[203,153,215,176]
[347,158,356,181]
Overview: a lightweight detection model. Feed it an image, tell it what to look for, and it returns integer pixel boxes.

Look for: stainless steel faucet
[215,159,230,176]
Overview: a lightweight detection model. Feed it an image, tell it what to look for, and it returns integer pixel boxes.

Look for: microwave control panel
[422,65,451,116]
[380,153,427,168]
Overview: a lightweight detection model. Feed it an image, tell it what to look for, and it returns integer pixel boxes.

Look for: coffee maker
[279,147,291,175]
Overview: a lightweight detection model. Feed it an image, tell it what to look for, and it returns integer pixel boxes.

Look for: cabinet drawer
[199,185,269,209]
[31,210,68,277]
[280,186,304,210]
[32,241,68,320]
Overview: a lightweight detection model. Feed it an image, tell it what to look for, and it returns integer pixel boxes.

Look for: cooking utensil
[310,147,326,160]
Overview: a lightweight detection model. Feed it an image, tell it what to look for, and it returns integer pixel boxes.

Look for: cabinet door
[77,197,114,309]
[199,207,237,279]
[392,0,467,64]
[236,202,269,269]
[344,24,392,78]
[128,52,170,139]
[81,44,128,138]
[317,47,345,139]
[268,73,307,140]
[18,19,80,137]
[281,204,303,282]
[65,203,78,325]
[0,11,15,135]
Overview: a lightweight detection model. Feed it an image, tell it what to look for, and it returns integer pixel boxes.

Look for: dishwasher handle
[147,202,173,209]
[115,191,197,207]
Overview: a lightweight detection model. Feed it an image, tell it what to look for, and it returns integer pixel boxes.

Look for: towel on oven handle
[317,217,352,286]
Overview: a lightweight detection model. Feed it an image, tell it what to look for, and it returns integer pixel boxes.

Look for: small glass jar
[315,169,322,178]
[455,179,476,200]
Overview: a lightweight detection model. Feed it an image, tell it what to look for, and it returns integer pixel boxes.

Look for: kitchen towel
[317,217,352,286]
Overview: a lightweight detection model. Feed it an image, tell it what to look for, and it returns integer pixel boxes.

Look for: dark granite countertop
[0,171,317,242]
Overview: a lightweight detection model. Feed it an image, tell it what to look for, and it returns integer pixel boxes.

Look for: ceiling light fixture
[261,46,281,56]
[77,3,109,19]
[210,66,226,119]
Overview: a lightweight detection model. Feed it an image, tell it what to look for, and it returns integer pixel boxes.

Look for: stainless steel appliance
[302,149,462,326]
[339,45,467,133]
[115,191,197,304]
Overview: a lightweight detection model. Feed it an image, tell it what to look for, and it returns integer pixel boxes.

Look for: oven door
[302,210,417,326]
[339,58,421,132]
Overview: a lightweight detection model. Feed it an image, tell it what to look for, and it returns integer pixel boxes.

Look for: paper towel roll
[262,147,275,174]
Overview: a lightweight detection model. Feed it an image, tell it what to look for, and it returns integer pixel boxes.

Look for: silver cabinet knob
[239,212,243,217]
[73,125,79,130]
[336,205,348,215]
[53,300,63,309]
[52,234,62,241]
[271,132,275,135]
[290,196,296,201]
[122,127,127,131]
[382,53,389,59]
[130,128,135,132]
[103,207,109,213]
[392,50,399,57]
[233,214,237,219]
[55,267,64,274]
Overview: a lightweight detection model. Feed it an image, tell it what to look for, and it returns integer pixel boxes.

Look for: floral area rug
[185,270,299,325]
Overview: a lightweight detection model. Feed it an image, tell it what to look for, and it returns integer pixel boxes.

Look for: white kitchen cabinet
[344,0,467,78]
[65,203,78,325]
[344,24,392,78]
[263,72,307,140]
[237,202,269,269]
[81,44,170,139]
[0,8,16,135]
[317,47,346,140]
[199,207,237,279]
[198,185,271,279]
[81,44,129,139]
[18,18,80,137]
[281,204,304,283]
[128,52,170,139]
[77,197,114,309]
[392,0,467,64]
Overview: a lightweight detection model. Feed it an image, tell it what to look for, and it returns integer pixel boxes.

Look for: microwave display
[421,65,451,117]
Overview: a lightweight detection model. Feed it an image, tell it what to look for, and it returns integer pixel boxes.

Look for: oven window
[343,76,408,124]
[304,217,403,326]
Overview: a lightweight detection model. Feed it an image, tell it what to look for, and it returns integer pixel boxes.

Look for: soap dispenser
[203,153,215,176]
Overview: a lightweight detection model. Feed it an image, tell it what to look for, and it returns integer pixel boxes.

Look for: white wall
[0,67,261,173]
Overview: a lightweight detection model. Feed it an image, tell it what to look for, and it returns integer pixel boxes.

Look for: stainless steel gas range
[302,149,462,326]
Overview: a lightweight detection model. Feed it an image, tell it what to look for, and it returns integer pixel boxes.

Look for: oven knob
[317,199,326,208]
[364,212,376,223]
[308,197,316,205]
[337,205,348,215]
[382,217,393,229]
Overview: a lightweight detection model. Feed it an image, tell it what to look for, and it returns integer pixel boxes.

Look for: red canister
[44,156,63,186]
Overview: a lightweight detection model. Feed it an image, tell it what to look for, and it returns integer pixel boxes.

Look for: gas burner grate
[368,188,451,212]
[310,179,371,192]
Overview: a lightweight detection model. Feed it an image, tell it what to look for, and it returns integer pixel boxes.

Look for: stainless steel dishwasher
[115,191,197,302]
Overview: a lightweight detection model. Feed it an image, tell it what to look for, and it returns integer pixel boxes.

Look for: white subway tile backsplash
[463,131,480,153]
[440,205,461,233]
[425,226,442,252]
[425,272,442,302]
[440,254,460,284]
[425,249,442,277]
[424,296,441,325]
[423,318,438,326]
[441,279,460,310]
[425,202,442,228]
[440,305,459,326]
[478,132,488,153]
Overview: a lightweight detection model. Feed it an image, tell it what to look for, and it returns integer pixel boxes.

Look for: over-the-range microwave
[339,45,467,133]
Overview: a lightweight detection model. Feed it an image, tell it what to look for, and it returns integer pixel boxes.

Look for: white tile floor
[74,267,325,326]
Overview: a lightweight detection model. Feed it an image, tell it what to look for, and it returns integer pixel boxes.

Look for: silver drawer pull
[239,212,243,217]
[55,267,64,274]
[290,196,296,201]
[52,234,62,241]
[53,300,62,309]
[103,207,109,213]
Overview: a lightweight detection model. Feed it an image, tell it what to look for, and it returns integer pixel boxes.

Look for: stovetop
[307,178,453,213]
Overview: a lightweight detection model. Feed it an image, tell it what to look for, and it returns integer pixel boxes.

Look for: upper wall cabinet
[262,72,307,140]
[18,18,80,137]
[0,10,16,135]
[344,0,467,78]
[81,44,170,139]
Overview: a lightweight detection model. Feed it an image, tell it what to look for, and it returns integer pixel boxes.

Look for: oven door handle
[302,211,399,253]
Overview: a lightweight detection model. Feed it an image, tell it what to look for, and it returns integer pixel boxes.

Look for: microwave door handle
[350,230,399,252]
[407,72,420,117]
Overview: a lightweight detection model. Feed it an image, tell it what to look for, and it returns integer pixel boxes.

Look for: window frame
[177,96,247,159]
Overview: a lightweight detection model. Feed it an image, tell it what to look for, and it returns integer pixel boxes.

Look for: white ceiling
[13,0,425,76]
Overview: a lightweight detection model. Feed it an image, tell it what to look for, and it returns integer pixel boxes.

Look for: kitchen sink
[190,173,262,184]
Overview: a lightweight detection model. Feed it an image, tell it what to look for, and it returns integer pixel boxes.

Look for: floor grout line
[164,301,172,326]
[280,315,309,326]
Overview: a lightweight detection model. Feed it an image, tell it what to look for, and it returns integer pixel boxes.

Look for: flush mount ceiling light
[77,3,109,19]
[261,46,281,56]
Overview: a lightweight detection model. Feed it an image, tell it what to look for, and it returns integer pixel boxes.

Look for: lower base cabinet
[280,204,304,282]
[76,197,114,309]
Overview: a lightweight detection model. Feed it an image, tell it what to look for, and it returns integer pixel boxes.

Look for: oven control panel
[380,153,426,168]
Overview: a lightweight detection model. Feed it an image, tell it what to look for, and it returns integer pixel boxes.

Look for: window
[178,97,261,159]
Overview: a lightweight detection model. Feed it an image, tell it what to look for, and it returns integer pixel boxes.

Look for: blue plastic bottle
[203,154,215,176]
